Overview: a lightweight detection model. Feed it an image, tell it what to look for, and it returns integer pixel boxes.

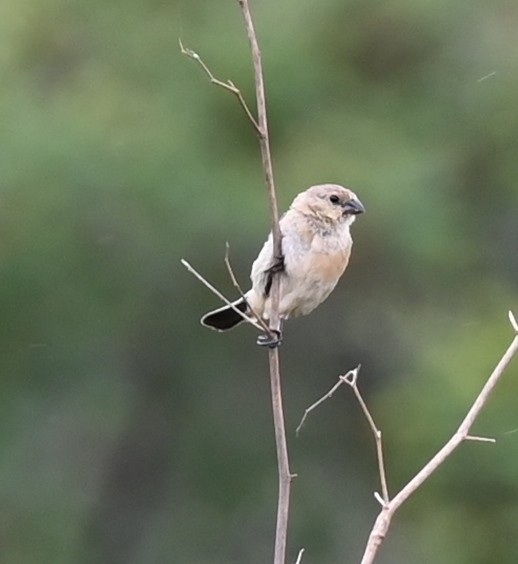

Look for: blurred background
[1,0,518,562]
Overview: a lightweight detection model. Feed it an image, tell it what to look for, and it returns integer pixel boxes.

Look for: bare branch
[297,366,390,504]
[297,314,517,564]
[237,0,282,305]
[360,315,518,564]
[373,491,387,508]
[180,259,263,331]
[294,548,305,564]
[236,3,289,564]
[464,434,496,444]
[179,38,261,134]
[182,4,289,561]
[341,370,390,504]
[295,367,357,436]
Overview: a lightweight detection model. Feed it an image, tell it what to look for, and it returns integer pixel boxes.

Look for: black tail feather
[201,299,248,331]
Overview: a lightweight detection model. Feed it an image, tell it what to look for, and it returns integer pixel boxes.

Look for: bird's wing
[250,233,276,297]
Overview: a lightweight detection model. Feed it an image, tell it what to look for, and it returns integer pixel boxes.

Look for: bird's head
[291,184,365,226]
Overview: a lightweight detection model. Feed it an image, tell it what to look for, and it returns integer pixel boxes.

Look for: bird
[201,184,365,346]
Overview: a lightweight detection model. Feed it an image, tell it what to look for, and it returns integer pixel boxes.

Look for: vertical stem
[237,1,282,259]
[237,2,291,563]
[269,348,291,564]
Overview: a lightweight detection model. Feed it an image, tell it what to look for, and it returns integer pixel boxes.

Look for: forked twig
[297,313,518,564]
[296,367,358,436]
[179,38,261,135]
[341,369,389,505]
[181,259,263,331]
[359,311,518,564]
[296,365,389,505]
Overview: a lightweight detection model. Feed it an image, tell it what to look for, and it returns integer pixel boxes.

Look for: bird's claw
[257,330,282,348]
[269,254,285,274]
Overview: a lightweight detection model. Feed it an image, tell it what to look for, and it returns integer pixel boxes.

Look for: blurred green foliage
[1,0,518,563]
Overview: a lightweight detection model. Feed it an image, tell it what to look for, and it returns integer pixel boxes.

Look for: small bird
[201,184,365,346]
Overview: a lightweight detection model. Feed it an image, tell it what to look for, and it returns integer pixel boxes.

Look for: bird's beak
[342,197,365,215]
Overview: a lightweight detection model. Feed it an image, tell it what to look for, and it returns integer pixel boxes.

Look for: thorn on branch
[464,434,496,444]
[374,491,389,508]
[294,548,305,564]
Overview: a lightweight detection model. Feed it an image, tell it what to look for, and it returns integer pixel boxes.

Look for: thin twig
[476,71,497,83]
[179,38,261,135]
[236,3,290,564]
[359,312,518,564]
[341,370,390,504]
[237,1,282,263]
[464,434,496,443]
[294,548,305,564]
[373,492,386,508]
[224,243,272,336]
[295,367,357,436]
[181,259,263,331]
[296,366,390,504]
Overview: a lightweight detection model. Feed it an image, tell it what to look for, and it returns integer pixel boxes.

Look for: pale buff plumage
[201,184,364,333]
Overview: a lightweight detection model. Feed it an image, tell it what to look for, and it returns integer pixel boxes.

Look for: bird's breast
[283,224,352,283]
[303,248,350,283]
[278,246,350,318]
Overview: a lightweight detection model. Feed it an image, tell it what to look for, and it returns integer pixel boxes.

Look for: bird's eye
[329,195,340,204]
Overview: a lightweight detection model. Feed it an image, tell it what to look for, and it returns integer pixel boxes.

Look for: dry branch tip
[509,310,518,333]
[179,36,261,134]
[341,364,361,386]
[178,38,199,60]
[464,434,496,444]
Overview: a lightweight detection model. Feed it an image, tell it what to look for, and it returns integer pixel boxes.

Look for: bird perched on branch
[201,184,365,346]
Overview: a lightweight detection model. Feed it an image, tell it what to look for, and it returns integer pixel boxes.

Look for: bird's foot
[257,329,283,348]
[268,254,285,274]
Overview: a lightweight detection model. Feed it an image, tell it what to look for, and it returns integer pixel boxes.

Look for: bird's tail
[200,298,248,331]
